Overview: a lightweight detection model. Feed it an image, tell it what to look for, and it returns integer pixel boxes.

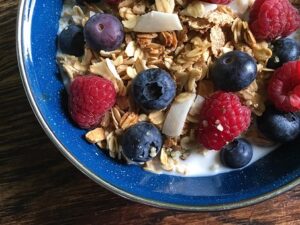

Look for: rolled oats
[252,42,272,63]
[106,132,120,159]
[119,112,139,129]
[210,25,226,57]
[58,55,88,79]
[148,111,166,125]
[207,11,234,26]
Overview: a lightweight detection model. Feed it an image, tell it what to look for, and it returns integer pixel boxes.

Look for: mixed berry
[132,69,176,111]
[84,13,124,52]
[210,51,257,92]
[267,38,300,69]
[220,138,253,169]
[68,75,116,129]
[121,122,163,162]
[257,106,300,143]
[249,0,300,41]
[268,61,300,112]
[58,0,300,172]
[197,92,251,150]
[59,24,85,57]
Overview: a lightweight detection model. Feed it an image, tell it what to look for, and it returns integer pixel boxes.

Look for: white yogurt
[156,144,277,177]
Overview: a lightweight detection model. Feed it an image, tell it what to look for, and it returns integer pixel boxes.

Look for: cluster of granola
[58,0,275,174]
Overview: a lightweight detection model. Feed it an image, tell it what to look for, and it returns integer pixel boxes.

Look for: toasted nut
[85,128,106,143]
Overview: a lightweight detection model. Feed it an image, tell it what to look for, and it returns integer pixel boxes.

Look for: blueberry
[84,13,124,52]
[58,24,85,57]
[132,69,176,111]
[210,51,257,92]
[220,138,253,169]
[121,122,163,162]
[257,106,300,142]
[267,38,300,69]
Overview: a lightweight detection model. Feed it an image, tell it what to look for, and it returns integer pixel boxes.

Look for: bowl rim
[16,0,300,211]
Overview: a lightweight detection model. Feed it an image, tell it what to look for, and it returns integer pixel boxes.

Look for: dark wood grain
[0,1,299,225]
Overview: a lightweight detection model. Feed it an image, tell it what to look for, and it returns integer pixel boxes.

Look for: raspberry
[69,75,116,129]
[249,0,300,41]
[268,61,300,112]
[197,92,251,150]
[200,0,232,4]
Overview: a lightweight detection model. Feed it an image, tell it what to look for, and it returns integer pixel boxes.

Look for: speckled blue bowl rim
[16,0,300,211]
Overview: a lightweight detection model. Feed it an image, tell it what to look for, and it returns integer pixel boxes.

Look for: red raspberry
[197,92,251,150]
[200,0,232,4]
[69,75,116,129]
[268,61,300,112]
[249,0,300,41]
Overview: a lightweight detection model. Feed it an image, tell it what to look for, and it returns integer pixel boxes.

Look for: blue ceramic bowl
[17,0,300,211]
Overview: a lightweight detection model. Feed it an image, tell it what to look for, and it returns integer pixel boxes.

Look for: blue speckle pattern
[20,0,300,207]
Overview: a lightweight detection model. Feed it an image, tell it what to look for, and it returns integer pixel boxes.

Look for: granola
[57,0,297,175]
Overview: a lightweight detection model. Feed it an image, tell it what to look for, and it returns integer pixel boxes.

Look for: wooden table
[1,1,299,224]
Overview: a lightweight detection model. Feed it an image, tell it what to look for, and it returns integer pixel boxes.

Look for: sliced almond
[85,128,106,144]
[126,66,137,79]
[134,58,148,73]
[125,41,136,57]
[105,58,122,80]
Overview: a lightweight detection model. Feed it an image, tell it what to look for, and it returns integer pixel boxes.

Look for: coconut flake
[133,11,183,33]
[189,95,205,116]
[162,93,196,137]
